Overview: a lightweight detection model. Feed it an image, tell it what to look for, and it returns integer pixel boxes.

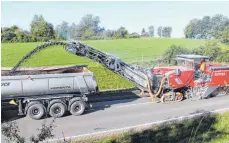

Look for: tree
[55,21,69,40]
[211,14,229,39]
[1,26,33,43]
[15,29,24,42]
[184,19,199,38]
[163,45,190,65]
[221,26,229,44]
[191,41,228,62]
[30,15,55,41]
[2,119,55,143]
[204,41,222,61]
[75,14,102,39]
[47,23,55,39]
[1,30,16,42]
[129,32,140,38]
[192,41,222,61]
[148,26,154,37]
[81,28,94,40]
[115,27,128,39]
[162,26,172,37]
[30,15,42,40]
[141,28,146,36]
[68,23,78,40]
[104,30,116,38]
[201,16,212,39]
[184,14,229,39]
[10,25,19,32]
[217,49,229,63]
[191,45,205,55]
[157,26,162,37]
[95,27,105,37]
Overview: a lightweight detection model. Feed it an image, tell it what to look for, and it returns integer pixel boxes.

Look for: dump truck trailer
[1,65,98,120]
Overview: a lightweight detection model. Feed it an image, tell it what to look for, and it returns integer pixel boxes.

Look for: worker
[198,59,206,80]
[200,59,206,72]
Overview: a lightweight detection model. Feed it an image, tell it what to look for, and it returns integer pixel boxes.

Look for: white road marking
[46,107,229,143]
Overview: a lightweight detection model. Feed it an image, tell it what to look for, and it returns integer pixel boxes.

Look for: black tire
[70,101,85,116]
[27,103,45,120]
[49,102,66,118]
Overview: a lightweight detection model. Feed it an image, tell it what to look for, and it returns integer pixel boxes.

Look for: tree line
[184,14,229,44]
[0,14,135,42]
[1,15,56,43]
[163,41,229,65]
[141,26,172,37]
[2,13,229,43]
[1,14,173,43]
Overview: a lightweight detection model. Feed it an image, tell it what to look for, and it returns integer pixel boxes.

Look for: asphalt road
[2,95,229,142]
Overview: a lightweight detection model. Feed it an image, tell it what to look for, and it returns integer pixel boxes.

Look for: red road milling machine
[64,42,229,103]
[152,55,229,102]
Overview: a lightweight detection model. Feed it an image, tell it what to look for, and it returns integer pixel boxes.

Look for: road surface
[2,95,229,142]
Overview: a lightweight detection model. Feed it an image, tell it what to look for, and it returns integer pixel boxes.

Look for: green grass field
[1,38,206,90]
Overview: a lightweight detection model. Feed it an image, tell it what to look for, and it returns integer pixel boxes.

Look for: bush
[203,41,222,61]
[38,37,52,42]
[129,35,140,39]
[90,36,105,40]
[2,119,55,143]
[191,41,223,62]
[1,31,17,42]
[191,45,205,55]
[163,45,191,65]
[216,49,229,63]
[80,36,106,41]
[221,27,229,44]
[162,41,227,65]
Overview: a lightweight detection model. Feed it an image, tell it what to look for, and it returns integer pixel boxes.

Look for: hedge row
[163,41,229,65]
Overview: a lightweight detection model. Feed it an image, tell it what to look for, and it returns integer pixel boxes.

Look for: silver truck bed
[1,66,98,99]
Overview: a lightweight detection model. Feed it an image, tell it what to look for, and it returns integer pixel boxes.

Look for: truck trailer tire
[27,103,46,120]
[70,101,85,116]
[49,102,66,118]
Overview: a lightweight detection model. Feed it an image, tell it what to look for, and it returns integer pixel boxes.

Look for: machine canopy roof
[176,54,210,63]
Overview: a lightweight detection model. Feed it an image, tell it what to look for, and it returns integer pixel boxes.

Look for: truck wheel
[49,102,66,118]
[70,101,85,116]
[27,103,45,120]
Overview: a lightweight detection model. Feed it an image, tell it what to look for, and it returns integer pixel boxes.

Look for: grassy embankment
[1,38,205,90]
[75,111,229,143]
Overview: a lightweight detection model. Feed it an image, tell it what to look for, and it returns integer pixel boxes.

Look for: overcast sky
[2,1,229,38]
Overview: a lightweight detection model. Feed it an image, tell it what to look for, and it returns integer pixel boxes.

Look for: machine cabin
[175,54,210,71]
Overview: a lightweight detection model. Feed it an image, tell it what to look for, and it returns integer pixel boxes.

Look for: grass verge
[74,111,229,143]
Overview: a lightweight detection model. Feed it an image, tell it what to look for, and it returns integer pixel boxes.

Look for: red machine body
[151,55,229,101]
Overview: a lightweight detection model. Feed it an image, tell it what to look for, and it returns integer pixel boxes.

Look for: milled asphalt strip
[88,97,153,110]
[46,107,229,143]
[87,101,154,112]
